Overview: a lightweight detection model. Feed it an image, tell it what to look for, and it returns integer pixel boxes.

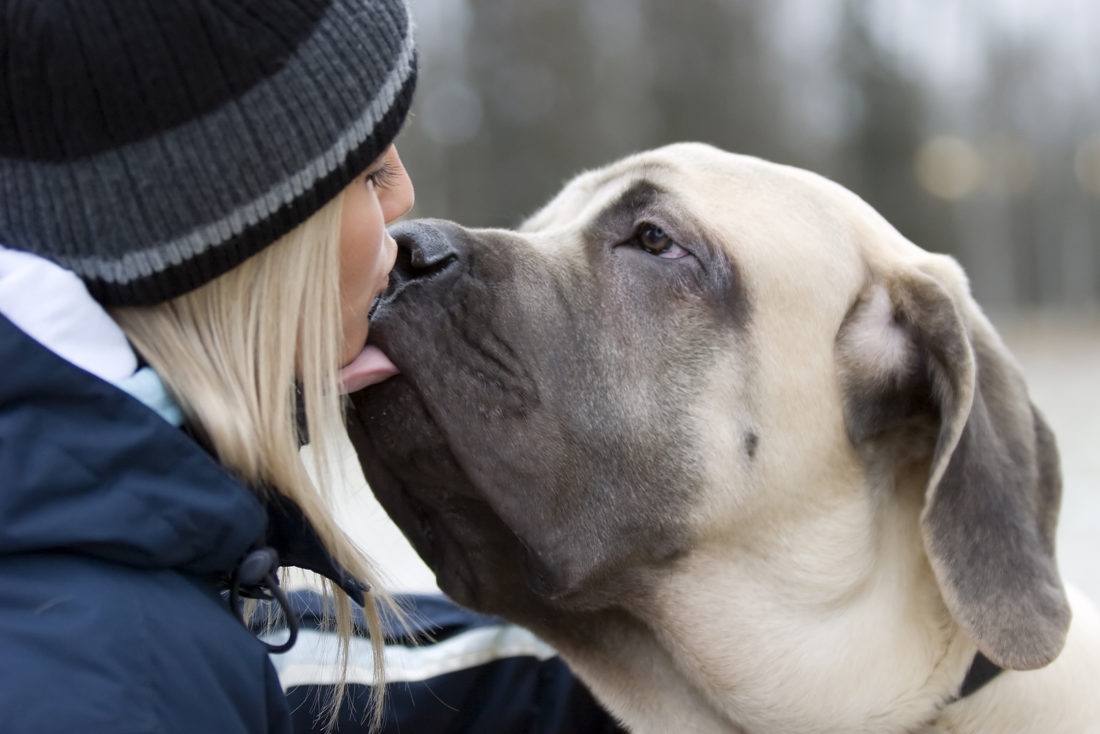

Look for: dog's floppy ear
[836,264,1070,670]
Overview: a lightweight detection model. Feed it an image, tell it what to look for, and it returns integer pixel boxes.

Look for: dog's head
[346,142,1068,672]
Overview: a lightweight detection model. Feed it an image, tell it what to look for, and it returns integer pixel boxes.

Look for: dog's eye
[634,224,689,259]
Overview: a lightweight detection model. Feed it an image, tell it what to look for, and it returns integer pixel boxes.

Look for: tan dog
[346,143,1100,733]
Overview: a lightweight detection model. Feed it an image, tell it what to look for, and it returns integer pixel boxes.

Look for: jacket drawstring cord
[229,546,299,654]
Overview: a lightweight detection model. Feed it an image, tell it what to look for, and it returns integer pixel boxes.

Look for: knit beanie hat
[0,0,417,306]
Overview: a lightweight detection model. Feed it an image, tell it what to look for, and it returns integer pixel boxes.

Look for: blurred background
[395,0,1100,312]
[355,0,1099,600]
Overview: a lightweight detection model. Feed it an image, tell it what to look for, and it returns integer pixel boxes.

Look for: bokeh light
[914,136,983,200]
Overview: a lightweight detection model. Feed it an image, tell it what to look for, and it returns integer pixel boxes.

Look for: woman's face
[338,145,414,366]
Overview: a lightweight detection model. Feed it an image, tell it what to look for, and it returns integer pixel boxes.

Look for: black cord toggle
[229,546,299,654]
[236,547,279,588]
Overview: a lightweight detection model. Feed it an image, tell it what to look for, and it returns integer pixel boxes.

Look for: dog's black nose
[389,219,460,277]
[378,220,461,308]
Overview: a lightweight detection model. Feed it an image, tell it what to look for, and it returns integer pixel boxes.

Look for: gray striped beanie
[0,0,417,306]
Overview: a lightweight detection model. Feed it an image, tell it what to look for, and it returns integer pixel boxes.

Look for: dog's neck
[553,472,983,734]
[545,609,748,734]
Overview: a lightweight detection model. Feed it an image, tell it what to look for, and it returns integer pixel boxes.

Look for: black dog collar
[956,651,1003,700]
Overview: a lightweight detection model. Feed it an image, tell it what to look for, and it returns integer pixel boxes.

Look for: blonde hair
[110,192,390,730]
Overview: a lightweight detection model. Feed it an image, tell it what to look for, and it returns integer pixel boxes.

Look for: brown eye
[635,224,689,259]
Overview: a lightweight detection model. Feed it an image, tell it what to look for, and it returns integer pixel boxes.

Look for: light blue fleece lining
[111,366,184,427]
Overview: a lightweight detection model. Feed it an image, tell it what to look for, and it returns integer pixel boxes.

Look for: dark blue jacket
[1,313,624,733]
[0,313,290,733]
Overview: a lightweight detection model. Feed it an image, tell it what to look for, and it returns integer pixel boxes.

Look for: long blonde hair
[111,191,390,729]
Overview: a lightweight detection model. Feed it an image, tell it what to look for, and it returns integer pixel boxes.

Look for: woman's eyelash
[364,162,398,189]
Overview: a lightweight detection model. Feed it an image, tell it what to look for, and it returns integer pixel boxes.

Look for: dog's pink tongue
[339,345,400,393]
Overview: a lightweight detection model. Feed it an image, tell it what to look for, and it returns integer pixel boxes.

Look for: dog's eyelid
[632,216,716,263]
[627,212,683,242]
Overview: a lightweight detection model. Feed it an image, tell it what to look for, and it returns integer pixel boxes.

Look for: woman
[0,0,415,731]
[0,1,628,731]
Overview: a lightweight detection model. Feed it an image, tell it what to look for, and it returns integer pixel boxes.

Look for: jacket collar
[0,311,267,574]
[0,308,368,601]
[1,247,369,599]
[0,245,136,382]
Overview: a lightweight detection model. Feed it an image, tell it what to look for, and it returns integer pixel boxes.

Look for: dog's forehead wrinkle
[581,177,672,240]
[527,165,682,239]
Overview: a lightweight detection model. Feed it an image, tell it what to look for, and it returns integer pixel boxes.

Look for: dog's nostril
[380,221,462,310]
[390,220,460,276]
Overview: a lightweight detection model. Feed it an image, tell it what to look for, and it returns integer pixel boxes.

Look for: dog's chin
[348,376,524,611]
[363,464,483,605]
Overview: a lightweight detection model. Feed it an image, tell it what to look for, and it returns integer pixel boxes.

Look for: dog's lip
[339,345,400,393]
